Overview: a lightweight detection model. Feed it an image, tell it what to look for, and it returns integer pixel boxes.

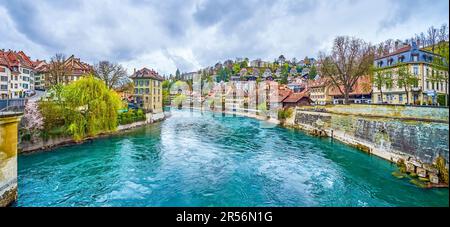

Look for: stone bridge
[0,112,22,206]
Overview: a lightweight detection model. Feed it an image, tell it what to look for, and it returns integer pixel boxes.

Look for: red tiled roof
[283,91,310,103]
[307,78,329,88]
[64,55,92,75]
[0,51,9,66]
[276,88,292,102]
[328,75,372,96]
[0,49,36,69]
[130,67,164,81]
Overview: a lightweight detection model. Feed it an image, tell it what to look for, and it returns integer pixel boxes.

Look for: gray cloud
[0,0,448,75]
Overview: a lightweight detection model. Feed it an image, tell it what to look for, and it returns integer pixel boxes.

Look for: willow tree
[63,75,121,141]
[319,36,375,104]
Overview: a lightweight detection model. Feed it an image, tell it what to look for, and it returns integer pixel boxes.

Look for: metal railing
[0,98,26,115]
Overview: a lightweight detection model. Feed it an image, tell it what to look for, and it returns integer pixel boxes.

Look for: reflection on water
[17,110,449,207]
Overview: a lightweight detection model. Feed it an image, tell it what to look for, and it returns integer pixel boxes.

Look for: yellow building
[131,68,164,113]
[308,78,332,105]
[372,43,448,105]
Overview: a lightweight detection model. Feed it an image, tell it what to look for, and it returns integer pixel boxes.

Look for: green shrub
[278,108,294,120]
[118,108,147,125]
[396,159,407,173]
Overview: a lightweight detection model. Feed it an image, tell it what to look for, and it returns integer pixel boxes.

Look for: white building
[0,50,36,99]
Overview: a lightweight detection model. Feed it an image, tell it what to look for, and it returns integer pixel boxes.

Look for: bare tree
[93,61,129,89]
[394,39,402,51]
[318,36,375,104]
[375,42,385,58]
[439,23,449,43]
[427,26,438,52]
[46,53,70,87]
[420,32,427,48]
[384,39,394,54]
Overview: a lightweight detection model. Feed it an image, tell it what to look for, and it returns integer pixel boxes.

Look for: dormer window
[377,61,383,67]
[387,58,394,66]
[398,55,405,63]
[412,54,418,62]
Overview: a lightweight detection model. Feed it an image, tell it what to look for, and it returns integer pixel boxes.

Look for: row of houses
[306,42,448,106]
[0,50,37,99]
[0,49,92,99]
[0,49,164,114]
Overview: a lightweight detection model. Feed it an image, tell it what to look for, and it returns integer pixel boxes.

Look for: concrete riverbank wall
[283,104,449,185]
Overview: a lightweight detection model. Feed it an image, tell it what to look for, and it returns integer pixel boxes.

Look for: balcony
[411,86,422,92]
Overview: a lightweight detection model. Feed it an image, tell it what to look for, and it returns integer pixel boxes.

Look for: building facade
[32,60,47,90]
[308,79,332,105]
[46,55,92,88]
[131,68,164,113]
[329,76,372,104]
[372,42,448,105]
[0,50,36,99]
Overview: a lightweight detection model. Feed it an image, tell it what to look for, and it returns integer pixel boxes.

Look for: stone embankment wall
[284,104,449,184]
[0,113,22,206]
[19,112,167,154]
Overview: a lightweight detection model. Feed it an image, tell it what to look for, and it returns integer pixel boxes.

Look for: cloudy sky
[0,0,448,75]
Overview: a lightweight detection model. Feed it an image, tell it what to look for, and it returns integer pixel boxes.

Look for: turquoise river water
[17,110,449,206]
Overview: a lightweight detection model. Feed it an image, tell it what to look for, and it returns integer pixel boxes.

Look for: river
[16,109,449,206]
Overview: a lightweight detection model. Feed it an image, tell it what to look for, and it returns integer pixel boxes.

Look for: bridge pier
[0,112,22,207]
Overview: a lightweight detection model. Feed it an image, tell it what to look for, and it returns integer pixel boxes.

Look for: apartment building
[0,50,36,99]
[131,68,164,113]
[372,42,448,105]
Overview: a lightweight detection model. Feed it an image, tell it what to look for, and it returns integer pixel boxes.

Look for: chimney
[134,68,136,74]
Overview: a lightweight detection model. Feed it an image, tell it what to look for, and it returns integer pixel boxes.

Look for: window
[0,85,7,90]
[387,58,393,66]
[0,67,5,72]
[437,83,439,91]
[399,94,403,102]
[426,81,429,89]
[398,55,405,63]
[413,66,418,75]
[134,81,138,86]
[378,95,381,102]
[145,88,150,94]
[139,88,144,94]
[145,81,150,86]
[0,76,7,81]
[22,69,30,74]
[412,54,418,62]
[139,81,144,86]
